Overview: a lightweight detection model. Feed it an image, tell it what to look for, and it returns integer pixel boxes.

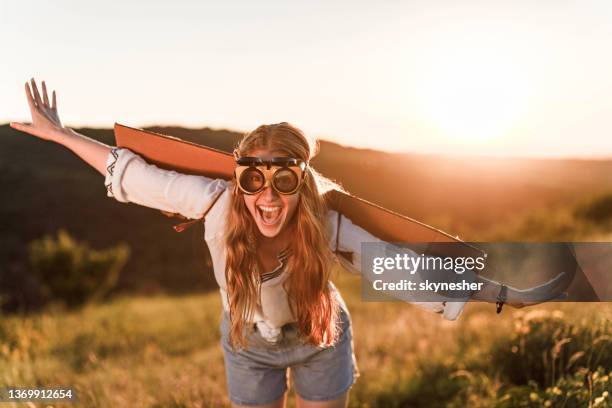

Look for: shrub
[491,310,611,387]
[28,229,129,307]
[574,192,612,224]
[496,367,612,408]
[415,309,612,407]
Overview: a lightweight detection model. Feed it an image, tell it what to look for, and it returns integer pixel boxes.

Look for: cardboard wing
[113,123,484,258]
[115,124,600,307]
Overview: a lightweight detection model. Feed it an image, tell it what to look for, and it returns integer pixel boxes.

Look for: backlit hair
[224,122,340,349]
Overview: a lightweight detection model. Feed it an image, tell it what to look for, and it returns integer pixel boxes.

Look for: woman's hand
[506,272,569,308]
[10,77,112,175]
[10,78,68,143]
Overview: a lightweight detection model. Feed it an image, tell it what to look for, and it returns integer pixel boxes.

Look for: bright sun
[417,49,530,142]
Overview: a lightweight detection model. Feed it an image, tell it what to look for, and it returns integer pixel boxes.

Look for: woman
[11,79,563,408]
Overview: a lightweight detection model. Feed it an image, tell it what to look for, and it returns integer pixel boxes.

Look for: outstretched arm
[472,272,568,309]
[10,78,111,176]
[11,78,228,220]
[327,210,567,318]
[327,210,463,320]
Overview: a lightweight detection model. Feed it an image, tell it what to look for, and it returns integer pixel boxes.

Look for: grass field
[1,269,611,407]
[2,124,612,406]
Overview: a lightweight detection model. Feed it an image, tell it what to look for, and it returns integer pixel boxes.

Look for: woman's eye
[274,169,298,191]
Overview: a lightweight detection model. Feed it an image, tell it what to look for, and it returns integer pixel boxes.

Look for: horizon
[3,1,612,159]
[4,121,611,162]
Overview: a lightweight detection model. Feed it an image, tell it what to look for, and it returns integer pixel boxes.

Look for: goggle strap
[236,157,307,168]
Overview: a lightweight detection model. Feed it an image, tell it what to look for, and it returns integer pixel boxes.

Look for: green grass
[1,270,611,407]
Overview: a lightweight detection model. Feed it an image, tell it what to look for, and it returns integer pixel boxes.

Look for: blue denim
[220,299,359,406]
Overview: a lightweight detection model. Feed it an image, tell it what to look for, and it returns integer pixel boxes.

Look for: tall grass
[2,192,612,406]
[1,271,610,407]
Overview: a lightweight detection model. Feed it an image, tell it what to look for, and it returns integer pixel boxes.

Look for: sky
[2,0,612,158]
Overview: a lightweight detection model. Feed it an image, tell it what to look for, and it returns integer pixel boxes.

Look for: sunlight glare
[417,49,530,142]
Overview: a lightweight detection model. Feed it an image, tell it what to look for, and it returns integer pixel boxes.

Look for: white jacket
[104,148,465,341]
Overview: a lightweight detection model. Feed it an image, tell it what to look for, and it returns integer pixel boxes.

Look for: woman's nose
[261,184,279,200]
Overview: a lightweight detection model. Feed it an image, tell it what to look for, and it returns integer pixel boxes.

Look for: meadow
[1,124,611,407]
[1,268,611,407]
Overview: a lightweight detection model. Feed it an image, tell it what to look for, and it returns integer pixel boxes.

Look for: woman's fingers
[10,122,34,134]
[25,82,37,111]
[10,121,57,141]
[30,78,44,107]
[42,81,50,107]
[26,78,58,113]
[16,78,64,142]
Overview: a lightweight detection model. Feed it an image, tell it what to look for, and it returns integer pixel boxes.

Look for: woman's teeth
[257,205,282,225]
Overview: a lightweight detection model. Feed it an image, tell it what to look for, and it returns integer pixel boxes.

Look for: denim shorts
[219,301,359,406]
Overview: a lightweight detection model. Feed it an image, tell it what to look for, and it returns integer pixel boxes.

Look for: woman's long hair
[224,122,340,349]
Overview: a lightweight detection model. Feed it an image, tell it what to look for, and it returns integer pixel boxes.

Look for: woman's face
[241,148,301,238]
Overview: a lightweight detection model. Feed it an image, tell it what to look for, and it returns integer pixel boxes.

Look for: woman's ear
[233,149,240,160]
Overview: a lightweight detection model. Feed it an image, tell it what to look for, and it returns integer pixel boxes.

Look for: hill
[1,123,611,305]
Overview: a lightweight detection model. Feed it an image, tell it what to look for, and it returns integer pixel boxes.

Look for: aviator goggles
[234,156,307,195]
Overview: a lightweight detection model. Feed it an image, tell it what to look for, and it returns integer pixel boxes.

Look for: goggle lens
[239,168,266,193]
[272,168,299,193]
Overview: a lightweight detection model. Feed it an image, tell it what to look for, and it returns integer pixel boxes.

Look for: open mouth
[257,204,283,226]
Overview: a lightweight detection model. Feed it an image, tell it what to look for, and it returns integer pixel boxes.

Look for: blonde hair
[224,122,340,349]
